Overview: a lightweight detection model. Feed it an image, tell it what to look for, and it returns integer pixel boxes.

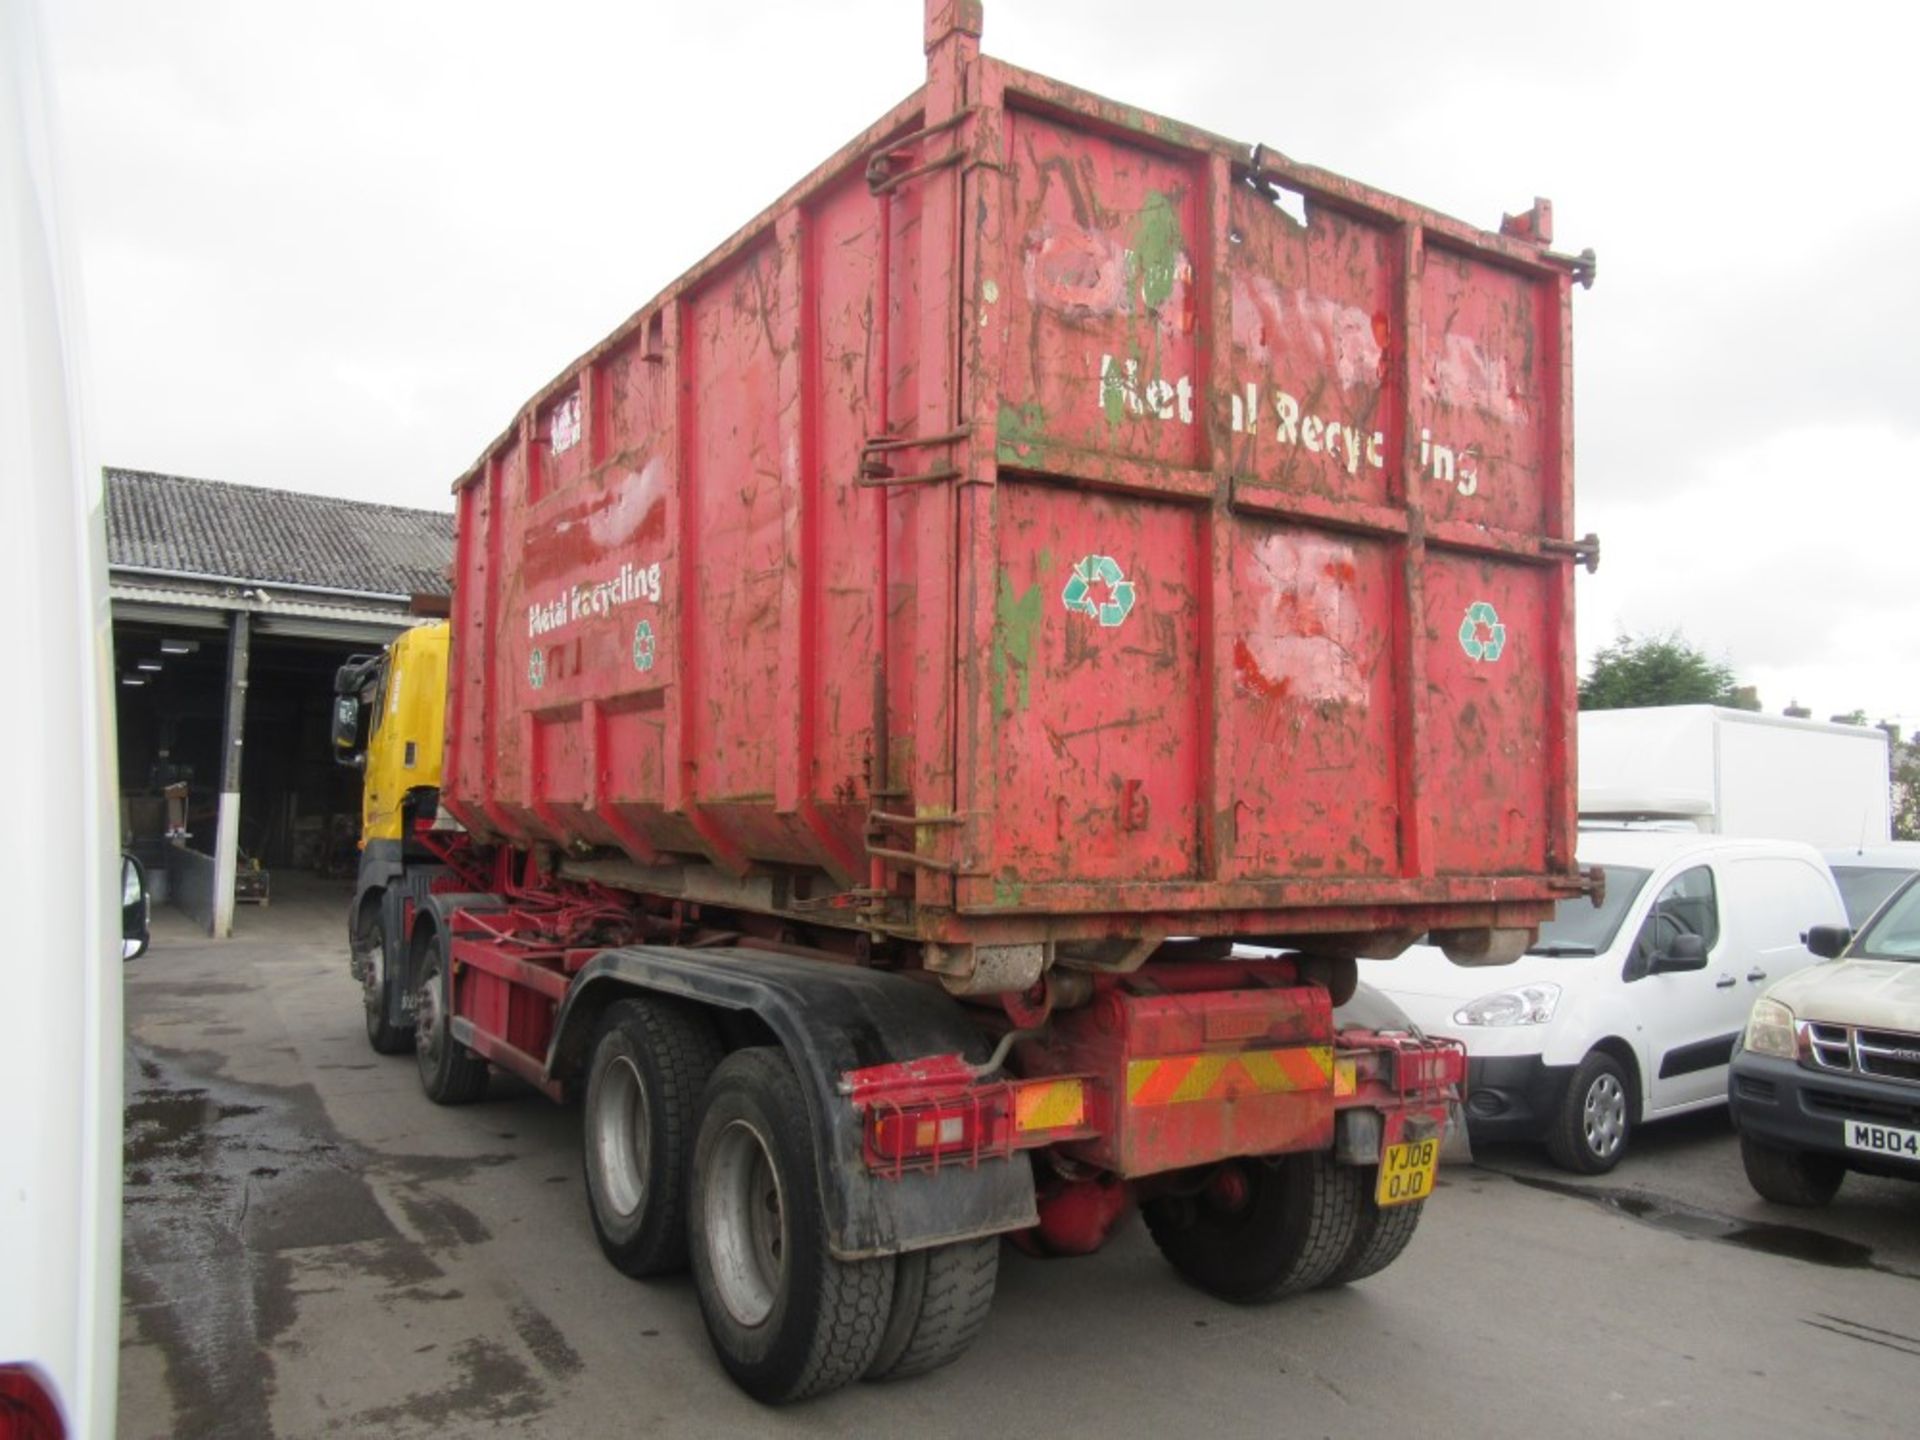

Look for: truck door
[1626,863,1731,1113]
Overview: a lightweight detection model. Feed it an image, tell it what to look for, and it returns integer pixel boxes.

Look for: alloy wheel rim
[595,1055,651,1219]
[415,967,441,1056]
[362,927,384,1015]
[1583,1073,1626,1159]
[704,1119,787,1328]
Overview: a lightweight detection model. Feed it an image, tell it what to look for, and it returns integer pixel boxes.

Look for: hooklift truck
[335,0,1594,1403]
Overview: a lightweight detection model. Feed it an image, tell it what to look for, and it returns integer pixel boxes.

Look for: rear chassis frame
[399,834,1463,1258]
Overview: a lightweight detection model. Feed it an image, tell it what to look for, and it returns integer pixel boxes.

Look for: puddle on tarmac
[123,1043,523,1438]
[1507,1173,1902,1277]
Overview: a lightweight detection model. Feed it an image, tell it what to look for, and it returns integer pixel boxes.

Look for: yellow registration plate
[1376,1137,1439,1208]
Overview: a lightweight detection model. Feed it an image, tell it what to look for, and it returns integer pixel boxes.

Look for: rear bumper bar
[842,1024,1467,1181]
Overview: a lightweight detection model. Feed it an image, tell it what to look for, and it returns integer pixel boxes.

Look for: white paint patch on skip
[1428,333,1529,426]
[1025,223,1134,318]
[586,456,664,548]
[1237,275,1383,389]
[1244,533,1368,705]
[549,391,583,454]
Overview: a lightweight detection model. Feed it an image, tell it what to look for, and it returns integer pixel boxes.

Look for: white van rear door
[1720,852,1844,1020]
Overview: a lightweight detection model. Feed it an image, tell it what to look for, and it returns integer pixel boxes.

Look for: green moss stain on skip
[992,567,1045,717]
[996,401,1048,463]
[1132,191,1183,311]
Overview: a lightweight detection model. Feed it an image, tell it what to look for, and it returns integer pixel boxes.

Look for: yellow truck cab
[335,620,448,844]
[331,621,450,1050]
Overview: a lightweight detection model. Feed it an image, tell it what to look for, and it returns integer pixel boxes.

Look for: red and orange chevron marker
[1125,1046,1334,1107]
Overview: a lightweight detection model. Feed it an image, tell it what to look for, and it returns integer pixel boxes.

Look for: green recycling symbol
[632,619,656,673]
[1458,601,1507,663]
[1062,554,1137,628]
[528,647,547,688]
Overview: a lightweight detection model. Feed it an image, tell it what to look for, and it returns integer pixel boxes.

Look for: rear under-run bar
[841,1031,1466,1179]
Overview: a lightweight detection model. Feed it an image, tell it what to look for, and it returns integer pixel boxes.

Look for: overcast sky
[44,0,1920,725]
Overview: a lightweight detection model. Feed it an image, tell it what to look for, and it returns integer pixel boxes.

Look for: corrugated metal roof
[105,468,452,597]
[110,582,424,645]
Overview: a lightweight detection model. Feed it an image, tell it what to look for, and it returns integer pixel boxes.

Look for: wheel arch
[1587,1035,1645,1119]
[404,900,440,972]
[552,974,776,1083]
[351,886,384,950]
[409,890,500,956]
[349,839,406,948]
[549,946,1036,1262]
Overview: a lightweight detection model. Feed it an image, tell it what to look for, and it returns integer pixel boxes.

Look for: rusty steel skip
[348,0,1596,1405]
[437,0,1595,985]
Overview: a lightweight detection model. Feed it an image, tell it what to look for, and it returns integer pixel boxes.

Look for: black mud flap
[381,886,489,1033]
[349,839,407,969]
[549,946,1038,1261]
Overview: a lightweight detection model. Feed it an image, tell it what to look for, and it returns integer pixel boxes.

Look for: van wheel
[1141,1154,1359,1302]
[1740,1136,1845,1207]
[689,1048,892,1403]
[866,1238,998,1382]
[361,918,413,1055]
[1547,1051,1631,1174]
[583,998,722,1276]
[414,928,488,1105]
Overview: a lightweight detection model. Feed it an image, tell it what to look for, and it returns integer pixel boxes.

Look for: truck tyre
[1546,1050,1631,1174]
[583,997,722,1277]
[1296,955,1359,1007]
[1739,1135,1845,1207]
[360,917,413,1055]
[1141,1153,1360,1302]
[688,1048,892,1403]
[865,1237,998,1382]
[1321,1181,1423,1287]
[414,927,488,1105]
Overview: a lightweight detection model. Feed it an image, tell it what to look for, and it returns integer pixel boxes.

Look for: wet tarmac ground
[121,878,1920,1438]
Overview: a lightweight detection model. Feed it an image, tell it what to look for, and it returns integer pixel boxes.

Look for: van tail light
[0,1365,67,1440]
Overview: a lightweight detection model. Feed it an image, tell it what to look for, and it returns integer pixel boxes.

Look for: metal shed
[106,469,451,935]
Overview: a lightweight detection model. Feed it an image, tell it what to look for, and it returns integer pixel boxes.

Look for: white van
[1822,842,1920,926]
[1357,831,1846,1174]
[1,6,124,1436]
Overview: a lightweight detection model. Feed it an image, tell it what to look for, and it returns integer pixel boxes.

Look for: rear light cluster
[0,1366,66,1440]
[1334,1035,1467,1099]
[865,1095,1007,1171]
[843,1055,1094,1177]
[1391,1039,1468,1094]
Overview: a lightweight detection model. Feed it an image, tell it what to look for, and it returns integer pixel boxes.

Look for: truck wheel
[414,928,488,1105]
[583,998,722,1277]
[1546,1051,1631,1174]
[689,1048,892,1403]
[360,918,413,1055]
[1321,1182,1423,1287]
[1740,1135,1845,1207]
[1296,955,1358,1007]
[1141,1154,1359,1302]
[865,1237,998,1382]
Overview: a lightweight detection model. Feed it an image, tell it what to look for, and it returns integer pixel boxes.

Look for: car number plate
[1377,1138,1439,1208]
[1843,1120,1920,1162]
